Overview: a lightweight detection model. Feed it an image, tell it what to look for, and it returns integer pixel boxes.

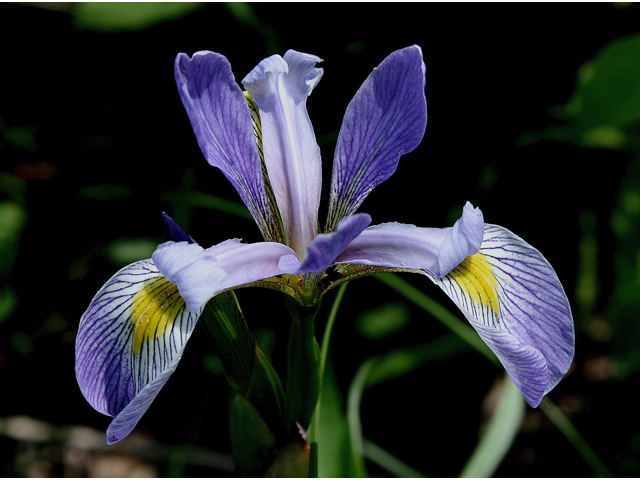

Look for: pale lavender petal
[428,225,575,407]
[175,51,279,242]
[279,213,372,274]
[326,45,427,231]
[152,239,296,313]
[105,351,186,444]
[242,50,323,257]
[435,202,484,276]
[334,203,483,277]
[75,259,201,444]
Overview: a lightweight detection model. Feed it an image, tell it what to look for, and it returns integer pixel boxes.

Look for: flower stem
[284,296,322,434]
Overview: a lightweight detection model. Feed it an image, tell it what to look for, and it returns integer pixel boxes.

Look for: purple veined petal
[152,238,297,313]
[75,259,202,444]
[242,50,323,257]
[427,224,575,407]
[175,51,280,242]
[279,213,372,274]
[326,45,427,232]
[333,203,484,277]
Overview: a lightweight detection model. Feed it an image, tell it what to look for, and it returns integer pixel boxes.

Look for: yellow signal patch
[447,253,500,316]
[130,277,185,355]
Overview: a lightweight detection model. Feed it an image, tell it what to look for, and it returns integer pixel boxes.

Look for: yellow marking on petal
[447,252,500,316]
[130,277,185,355]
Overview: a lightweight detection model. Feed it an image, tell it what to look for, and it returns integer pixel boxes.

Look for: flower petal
[334,202,484,277]
[428,225,575,407]
[326,45,427,231]
[152,239,296,313]
[75,259,201,444]
[175,51,280,242]
[279,213,372,274]
[162,212,195,244]
[242,50,323,257]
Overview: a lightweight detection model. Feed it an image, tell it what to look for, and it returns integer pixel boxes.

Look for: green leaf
[356,301,410,340]
[315,366,362,478]
[540,399,613,477]
[309,283,349,477]
[199,291,254,393]
[0,286,17,324]
[459,375,525,477]
[376,274,497,364]
[564,33,640,129]
[346,360,374,478]
[229,392,277,477]
[245,344,285,434]
[521,33,640,149]
[0,201,26,277]
[363,440,426,478]
[105,237,157,265]
[365,334,469,388]
[73,2,203,32]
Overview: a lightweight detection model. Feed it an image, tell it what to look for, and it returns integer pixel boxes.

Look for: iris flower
[75,46,574,445]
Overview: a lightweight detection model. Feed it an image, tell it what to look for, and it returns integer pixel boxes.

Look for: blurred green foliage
[356,302,410,340]
[523,32,640,149]
[73,2,203,31]
[2,1,640,477]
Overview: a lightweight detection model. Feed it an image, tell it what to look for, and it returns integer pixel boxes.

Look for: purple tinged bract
[75,45,574,444]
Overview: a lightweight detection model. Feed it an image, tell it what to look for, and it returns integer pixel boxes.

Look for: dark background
[1,2,639,477]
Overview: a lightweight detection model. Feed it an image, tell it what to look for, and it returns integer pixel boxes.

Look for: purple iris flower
[75,46,574,445]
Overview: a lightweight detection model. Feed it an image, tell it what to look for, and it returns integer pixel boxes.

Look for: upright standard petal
[326,45,427,231]
[175,51,281,243]
[75,259,201,444]
[333,203,484,277]
[152,239,297,313]
[242,50,323,257]
[428,225,575,407]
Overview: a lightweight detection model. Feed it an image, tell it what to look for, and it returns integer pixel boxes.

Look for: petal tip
[279,253,301,274]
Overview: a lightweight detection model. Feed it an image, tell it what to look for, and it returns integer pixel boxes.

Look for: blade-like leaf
[459,375,525,478]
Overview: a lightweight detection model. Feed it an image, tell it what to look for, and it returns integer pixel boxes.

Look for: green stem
[284,297,322,433]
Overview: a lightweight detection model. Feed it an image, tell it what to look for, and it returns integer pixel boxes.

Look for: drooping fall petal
[428,224,575,407]
[75,259,202,444]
